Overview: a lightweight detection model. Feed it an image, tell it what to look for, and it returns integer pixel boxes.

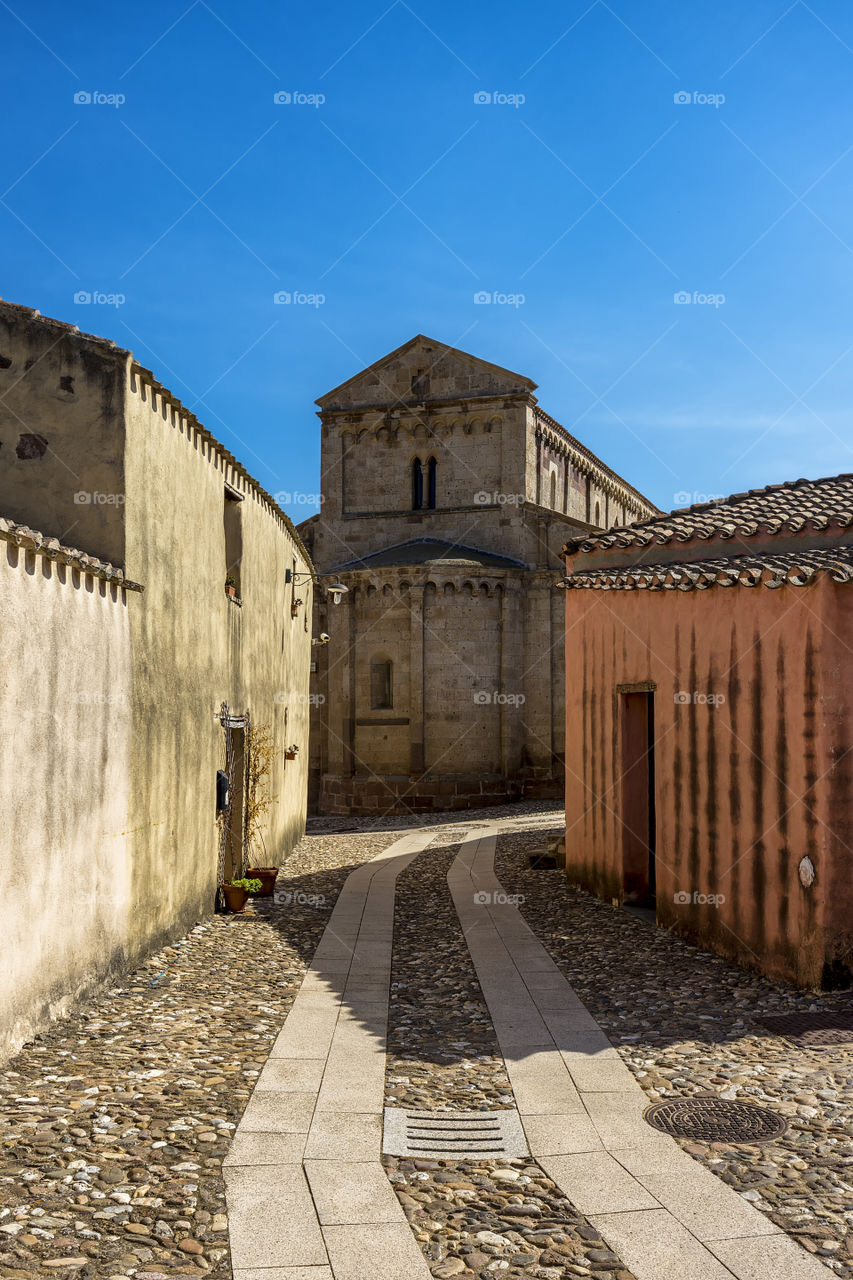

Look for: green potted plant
[225,575,237,599]
[246,867,278,896]
[222,876,261,913]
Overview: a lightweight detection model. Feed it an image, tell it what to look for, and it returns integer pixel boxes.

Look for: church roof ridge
[534,406,660,513]
[315,333,537,408]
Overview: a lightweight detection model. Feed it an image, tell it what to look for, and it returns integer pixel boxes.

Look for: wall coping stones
[0,516,144,591]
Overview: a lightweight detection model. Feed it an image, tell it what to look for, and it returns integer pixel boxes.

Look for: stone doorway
[619,688,656,907]
[219,710,249,889]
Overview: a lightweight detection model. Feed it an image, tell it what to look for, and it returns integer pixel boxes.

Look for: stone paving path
[383,833,638,1279]
[451,828,829,1280]
[0,827,390,1278]
[224,829,435,1279]
[225,813,832,1279]
[497,826,853,1275]
[1,803,849,1279]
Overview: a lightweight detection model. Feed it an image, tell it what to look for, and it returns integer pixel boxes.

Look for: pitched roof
[332,537,525,571]
[560,544,853,593]
[564,473,853,555]
[315,333,536,408]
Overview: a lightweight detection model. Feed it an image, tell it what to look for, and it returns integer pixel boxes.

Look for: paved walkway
[450,828,827,1280]
[225,819,829,1280]
[224,830,434,1280]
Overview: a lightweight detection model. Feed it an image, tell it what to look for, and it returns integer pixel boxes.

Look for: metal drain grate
[757,1011,853,1045]
[382,1108,529,1158]
[644,1096,787,1144]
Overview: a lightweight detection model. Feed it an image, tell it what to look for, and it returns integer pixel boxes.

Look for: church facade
[299,335,657,816]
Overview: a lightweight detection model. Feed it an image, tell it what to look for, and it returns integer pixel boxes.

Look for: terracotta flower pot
[247,867,277,896]
[222,883,249,913]
[225,584,237,599]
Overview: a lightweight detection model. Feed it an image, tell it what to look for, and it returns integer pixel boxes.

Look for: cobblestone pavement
[2,805,850,1279]
[0,829,394,1279]
[384,834,637,1279]
[385,838,511,1112]
[496,825,853,1276]
[385,1157,634,1280]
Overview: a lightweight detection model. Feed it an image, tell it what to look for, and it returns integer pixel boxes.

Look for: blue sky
[3,0,853,518]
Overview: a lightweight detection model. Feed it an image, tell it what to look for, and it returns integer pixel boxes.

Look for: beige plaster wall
[0,305,314,1059]
[0,312,127,564]
[122,370,313,942]
[0,545,133,1059]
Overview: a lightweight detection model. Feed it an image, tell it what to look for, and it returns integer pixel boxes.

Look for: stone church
[299,335,657,815]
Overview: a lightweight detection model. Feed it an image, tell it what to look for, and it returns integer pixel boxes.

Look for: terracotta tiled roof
[560,544,853,593]
[0,517,144,590]
[564,473,853,554]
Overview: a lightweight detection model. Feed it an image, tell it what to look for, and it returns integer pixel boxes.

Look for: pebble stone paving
[0,829,393,1279]
[496,823,853,1276]
[383,834,637,1280]
[2,806,850,1279]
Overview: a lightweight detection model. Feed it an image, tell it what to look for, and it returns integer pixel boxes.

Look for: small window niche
[370,657,393,710]
[412,458,424,510]
[224,483,243,598]
[426,456,437,509]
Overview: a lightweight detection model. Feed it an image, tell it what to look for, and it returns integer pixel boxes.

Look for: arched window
[412,458,424,510]
[370,657,393,710]
[426,456,437,509]
[549,470,557,510]
[594,500,601,526]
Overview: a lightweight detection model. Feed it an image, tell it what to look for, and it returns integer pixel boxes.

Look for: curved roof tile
[560,544,853,593]
[564,473,853,555]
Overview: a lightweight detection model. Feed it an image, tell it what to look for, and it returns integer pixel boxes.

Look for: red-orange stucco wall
[563,576,851,987]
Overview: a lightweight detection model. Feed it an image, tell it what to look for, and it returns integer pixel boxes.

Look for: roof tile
[565,473,853,555]
[560,544,853,593]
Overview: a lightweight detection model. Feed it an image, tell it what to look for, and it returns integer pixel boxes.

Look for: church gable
[316,335,536,412]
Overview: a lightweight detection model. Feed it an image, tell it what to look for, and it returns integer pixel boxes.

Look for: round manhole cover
[644,1096,787,1144]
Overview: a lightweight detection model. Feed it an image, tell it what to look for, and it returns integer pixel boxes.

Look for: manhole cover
[644,1096,787,1144]
[383,1108,529,1158]
[757,1012,853,1045]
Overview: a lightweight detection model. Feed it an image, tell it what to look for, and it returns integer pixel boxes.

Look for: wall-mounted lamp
[312,633,331,646]
[285,568,349,606]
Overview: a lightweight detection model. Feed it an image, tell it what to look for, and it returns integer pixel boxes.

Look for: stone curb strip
[447,828,828,1280]
[224,830,435,1280]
